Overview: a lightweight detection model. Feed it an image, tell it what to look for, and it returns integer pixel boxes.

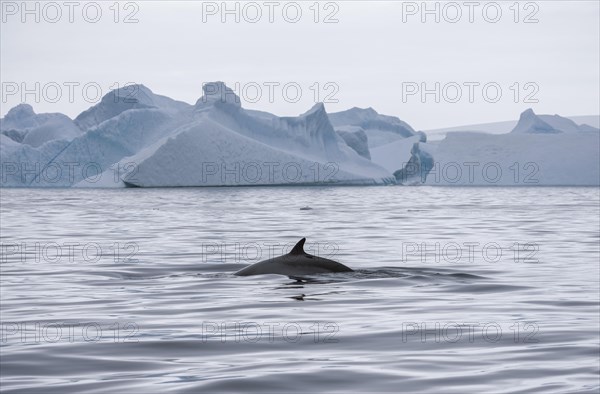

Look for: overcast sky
[1,0,599,129]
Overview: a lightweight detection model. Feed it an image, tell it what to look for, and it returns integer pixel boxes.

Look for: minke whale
[234,238,353,277]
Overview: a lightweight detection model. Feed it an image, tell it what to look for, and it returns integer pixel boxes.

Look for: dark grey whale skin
[234,238,353,277]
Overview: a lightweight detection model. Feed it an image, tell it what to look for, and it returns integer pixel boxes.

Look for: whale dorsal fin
[290,238,306,255]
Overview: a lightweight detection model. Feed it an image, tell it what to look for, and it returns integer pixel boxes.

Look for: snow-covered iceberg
[328,107,418,148]
[2,84,598,187]
[120,83,393,187]
[424,131,599,186]
[336,129,371,160]
[1,82,394,187]
[328,106,431,184]
[370,108,599,186]
[74,84,190,131]
[511,108,599,134]
[1,104,83,148]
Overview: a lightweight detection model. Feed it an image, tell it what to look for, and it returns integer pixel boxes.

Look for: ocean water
[0,186,598,393]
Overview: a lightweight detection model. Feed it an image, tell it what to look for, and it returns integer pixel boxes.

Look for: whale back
[234,237,354,277]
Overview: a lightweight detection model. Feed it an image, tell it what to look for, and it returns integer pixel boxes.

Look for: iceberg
[369,136,434,185]
[336,129,371,160]
[1,104,83,148]
[370,108,599,186]
[1,82,394,187]
[425,131,599,186]
[74,84,191,131]
[120,83,393,187]
[511,108,599,134]
[328,106,430,183]
[328,107,416,148]
[2,84,598,188]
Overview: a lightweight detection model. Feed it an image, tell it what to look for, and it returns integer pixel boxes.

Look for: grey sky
[1,0,599,130]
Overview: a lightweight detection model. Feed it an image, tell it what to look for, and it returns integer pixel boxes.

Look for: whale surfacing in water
[234,238,353,277]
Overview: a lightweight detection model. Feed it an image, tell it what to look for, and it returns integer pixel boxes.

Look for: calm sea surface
[1,187,599,393]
